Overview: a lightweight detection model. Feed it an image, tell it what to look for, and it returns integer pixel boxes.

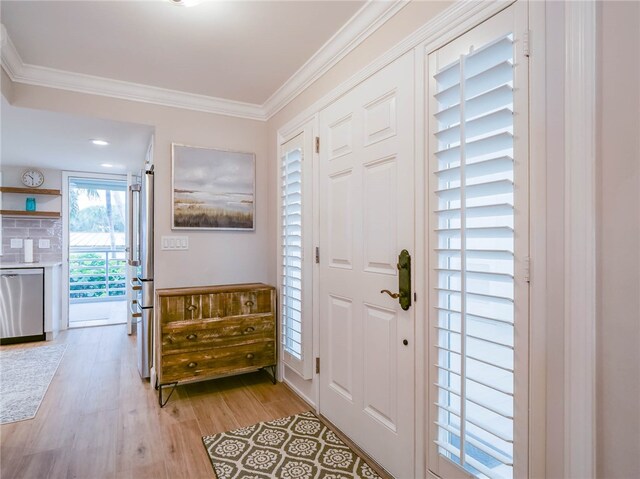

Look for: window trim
[277,122,315,380]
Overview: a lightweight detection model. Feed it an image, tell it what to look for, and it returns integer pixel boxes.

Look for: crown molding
[262,0,409,119]
[1,24,21,81]
[0,30,265,120]
[1,1,407,122]
[278,0,510,136]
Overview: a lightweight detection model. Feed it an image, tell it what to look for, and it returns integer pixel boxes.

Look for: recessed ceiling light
[169,0,203,7]
[91,139,109,146]
[101,163,114,168]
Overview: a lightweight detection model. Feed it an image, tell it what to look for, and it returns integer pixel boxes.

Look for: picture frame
[171,143,255,230]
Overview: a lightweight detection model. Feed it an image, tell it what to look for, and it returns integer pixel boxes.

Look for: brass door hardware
[380,249,412,311]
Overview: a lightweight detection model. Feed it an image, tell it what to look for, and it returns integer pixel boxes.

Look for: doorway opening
[67,176,128,328]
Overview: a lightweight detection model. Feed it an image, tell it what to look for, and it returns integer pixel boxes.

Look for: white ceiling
[1,0,364,105]
[1,97,154,173]
[0,0,383,177]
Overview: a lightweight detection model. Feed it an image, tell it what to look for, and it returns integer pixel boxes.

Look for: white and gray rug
[0,343,66,424]
[203,411,382,479]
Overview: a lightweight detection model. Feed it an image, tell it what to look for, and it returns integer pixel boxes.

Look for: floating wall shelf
[1,186,62,218]
[0,187,62,196]
[0,210,61,218]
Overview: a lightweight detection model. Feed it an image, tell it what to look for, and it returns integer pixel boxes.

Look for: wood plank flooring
[0,324,309,479]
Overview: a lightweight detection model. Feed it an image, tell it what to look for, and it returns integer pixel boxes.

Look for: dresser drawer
[225,289,273,316]
[161,314,275,354]
[158,293,226,323]
[160,341,276,383]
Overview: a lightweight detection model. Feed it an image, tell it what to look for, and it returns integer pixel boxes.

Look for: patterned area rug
[202,411,382,479]
[0,344,66,424]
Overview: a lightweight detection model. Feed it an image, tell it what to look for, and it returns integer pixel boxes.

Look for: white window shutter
[429,19,529,478]
[280,132,313,379]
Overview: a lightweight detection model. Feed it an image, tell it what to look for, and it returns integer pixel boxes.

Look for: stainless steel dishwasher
[0,268,45,344]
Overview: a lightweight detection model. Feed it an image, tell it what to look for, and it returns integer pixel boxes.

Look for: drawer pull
[187,362,197,368]
[246,353,254,360]
[186,304,198,311]
[186,334,197,340]
[245,300,254,307]
[243,326,256,334]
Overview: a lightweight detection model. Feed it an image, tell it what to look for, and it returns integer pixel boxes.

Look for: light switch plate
[39,239,50,249]
[10,239,23,248]
[161,235,189,250]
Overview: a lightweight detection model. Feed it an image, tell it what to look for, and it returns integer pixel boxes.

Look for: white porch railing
[69,248,127,303]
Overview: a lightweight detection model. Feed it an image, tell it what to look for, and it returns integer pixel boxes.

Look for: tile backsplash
[1,217,63,264]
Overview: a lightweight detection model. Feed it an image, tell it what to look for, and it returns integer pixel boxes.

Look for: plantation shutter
[280,132,313,379]
[428,4,529,479]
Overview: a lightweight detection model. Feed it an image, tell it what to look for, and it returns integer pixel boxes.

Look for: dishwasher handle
[1,269,44,276]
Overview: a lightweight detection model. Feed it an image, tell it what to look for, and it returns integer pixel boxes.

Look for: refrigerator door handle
[130,300,142,318]
[128,183,141,267]
[130,277,142,291]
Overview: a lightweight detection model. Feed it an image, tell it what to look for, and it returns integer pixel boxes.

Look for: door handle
[129,300,142,318]
[380,290,400,299]
[379,249,411,311]
[130,278,142,291]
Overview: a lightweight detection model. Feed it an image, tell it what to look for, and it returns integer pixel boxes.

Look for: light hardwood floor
[0,324,309,479]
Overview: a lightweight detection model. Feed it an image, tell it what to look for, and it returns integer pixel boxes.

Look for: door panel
[328,171,354,269]
[328,115,354,160]
[319,51,415,479]
[364,91,397,145]
[363,303,398,430]
[363,157,398,274]
[327,295,354,400]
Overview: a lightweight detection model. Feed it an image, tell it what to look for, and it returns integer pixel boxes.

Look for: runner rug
[202,411,382,479]
[0,344,66,424]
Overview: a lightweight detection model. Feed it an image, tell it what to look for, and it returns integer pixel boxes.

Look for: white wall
[597,2,640,476]
[5,83,269,289]
[1,68,13,104]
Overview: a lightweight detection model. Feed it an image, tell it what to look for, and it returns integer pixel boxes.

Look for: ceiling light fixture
[169,0,203,7]
[91,139,109,146]
[101,163,114,168]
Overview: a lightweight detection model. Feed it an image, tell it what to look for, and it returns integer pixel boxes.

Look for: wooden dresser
[154,283,277,406]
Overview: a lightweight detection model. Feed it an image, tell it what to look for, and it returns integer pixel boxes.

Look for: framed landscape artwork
[172,144,255,230]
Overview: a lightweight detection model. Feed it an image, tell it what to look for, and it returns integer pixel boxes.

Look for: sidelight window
[280,130,314,379]
[428,5,529,478]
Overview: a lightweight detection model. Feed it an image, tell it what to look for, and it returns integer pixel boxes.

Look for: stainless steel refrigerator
[128,164,154,379]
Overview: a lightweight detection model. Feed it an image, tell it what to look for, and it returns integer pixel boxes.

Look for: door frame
[274,1,549,477]
[61,170,129,330]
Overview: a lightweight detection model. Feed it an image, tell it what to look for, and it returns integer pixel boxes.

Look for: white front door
[318,52,415,478]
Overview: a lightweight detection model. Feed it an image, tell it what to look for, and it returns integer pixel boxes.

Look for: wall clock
[21,169,45,188]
